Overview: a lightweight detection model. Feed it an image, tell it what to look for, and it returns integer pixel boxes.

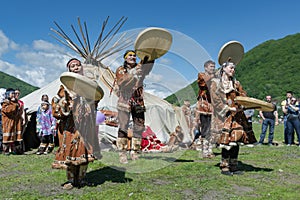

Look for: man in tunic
[115,50,154,163]
[196,60,216,158]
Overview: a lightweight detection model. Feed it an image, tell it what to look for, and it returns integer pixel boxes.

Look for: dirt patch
[181,189,197,199]
[232,184,255,195]
[151,178,172,185]
[201,190,232,200]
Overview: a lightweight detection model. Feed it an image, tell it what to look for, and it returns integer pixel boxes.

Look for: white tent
[21,17,193,150]
[21,64,192,149]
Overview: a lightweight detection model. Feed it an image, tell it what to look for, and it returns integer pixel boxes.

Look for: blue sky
[0,0,299,98]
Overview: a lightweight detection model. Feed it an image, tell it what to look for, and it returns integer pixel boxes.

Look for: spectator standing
[36,100,56,155]
[37,94,50,116]
[14,88,25,154]
[283,97,300,146]
[281,91,296,144]
[36,94,51,139]
[258,96,278,146]
[15,88,25,126]
[1,88,22,155]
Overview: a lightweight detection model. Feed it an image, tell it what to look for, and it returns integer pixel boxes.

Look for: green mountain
[0,71,38,98]
[165,33,300,106]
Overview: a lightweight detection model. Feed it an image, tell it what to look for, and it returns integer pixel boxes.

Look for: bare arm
[259,110,265,120]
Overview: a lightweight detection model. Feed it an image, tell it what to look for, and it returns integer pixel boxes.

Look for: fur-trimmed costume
[141,126,166,152]
[1,99,22,154]
[210,77,256,173]
[210,78,256,145]
[196,72,214,158]
[115,58,154,162]
[51,85,101,187]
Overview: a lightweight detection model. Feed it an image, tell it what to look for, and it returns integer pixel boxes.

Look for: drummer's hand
[230,107,244,112]
[229,107,237,112]
[136,65,142,76]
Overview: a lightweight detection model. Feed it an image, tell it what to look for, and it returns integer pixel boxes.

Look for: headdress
[123,50,136,59]
[66,58,80,68]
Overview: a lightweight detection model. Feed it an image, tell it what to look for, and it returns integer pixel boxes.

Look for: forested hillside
[236,33,300,102]
[0,71,38,97]
[165,33,300,106]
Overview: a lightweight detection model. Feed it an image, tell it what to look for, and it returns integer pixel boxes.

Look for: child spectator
[36,100,56,155]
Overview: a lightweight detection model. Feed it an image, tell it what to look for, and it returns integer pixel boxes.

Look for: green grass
[1,123,300,199]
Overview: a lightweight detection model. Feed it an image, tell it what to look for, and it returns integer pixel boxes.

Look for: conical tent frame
[50,16,134,66]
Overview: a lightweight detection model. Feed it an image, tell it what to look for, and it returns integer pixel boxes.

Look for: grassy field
[0,123,300,200]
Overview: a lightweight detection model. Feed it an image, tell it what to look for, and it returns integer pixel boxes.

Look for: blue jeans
[284,115,288,143]
[286,117,300,145]
[259,118,275,144]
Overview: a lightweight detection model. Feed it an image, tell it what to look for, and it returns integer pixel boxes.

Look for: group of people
[49,51,185,189]
[190,59,257,175]
[245,91,300,147]
[0,88,25,155]
[189,60,300,176]
[281,91,300,146]
[0,89,58,156]
[3,43,298,190]
[0,49,185,190]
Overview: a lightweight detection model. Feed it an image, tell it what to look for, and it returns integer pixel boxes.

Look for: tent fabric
[0,88,7,109]
[21,64,192,149]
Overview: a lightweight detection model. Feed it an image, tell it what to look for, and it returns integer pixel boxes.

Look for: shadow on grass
[174,159,194,162]
[85,166,133,186]
[238,161,273,172]
[142,155,196,162]
[141,155,178,162]
[214,161,273,172]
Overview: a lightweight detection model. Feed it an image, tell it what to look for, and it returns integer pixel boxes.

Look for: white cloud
[0,30,73,87]
[158,57,172,65]
[0,30,9,56]
[147,73,163,82]
[13,49,68,87]
[0,60,19,75]
[32,40,61,52]
[0,30,17,57]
